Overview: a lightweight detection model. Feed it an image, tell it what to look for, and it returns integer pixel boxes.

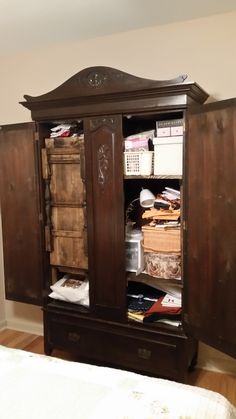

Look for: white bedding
[0,345,235,419]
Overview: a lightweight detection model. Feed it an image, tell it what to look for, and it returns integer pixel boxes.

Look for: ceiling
[1,0,236,54]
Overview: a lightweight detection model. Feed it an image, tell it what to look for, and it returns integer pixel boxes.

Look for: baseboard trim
[0,319,7,331]
[6,319,43,336]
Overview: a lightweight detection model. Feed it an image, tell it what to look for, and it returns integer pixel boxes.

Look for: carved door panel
[43,137,88,270]
[84,116,126,321]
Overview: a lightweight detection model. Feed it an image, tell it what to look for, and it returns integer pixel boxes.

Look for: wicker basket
[142,226,181,254]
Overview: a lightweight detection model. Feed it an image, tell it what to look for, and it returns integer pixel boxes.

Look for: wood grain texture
[0,329,235,407]
[45,138,88,270]
[0,123,43,305]
[84,116,126,321]
[184,100,236,358]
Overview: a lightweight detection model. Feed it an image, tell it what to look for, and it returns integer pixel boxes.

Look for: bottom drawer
[46,312,191,380]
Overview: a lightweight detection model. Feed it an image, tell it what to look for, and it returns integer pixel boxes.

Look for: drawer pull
[68,332,80,343]
[138,348,151,360]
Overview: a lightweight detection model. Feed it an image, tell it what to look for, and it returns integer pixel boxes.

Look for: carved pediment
[23,66,191,103]
[21,66,209,119]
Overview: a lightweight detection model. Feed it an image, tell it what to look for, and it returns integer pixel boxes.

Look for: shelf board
[127,271,183,288]
[124,175,182,180]
[127,318,184,335]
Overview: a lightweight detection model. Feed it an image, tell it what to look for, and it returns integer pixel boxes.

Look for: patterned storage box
[145,252,181,280]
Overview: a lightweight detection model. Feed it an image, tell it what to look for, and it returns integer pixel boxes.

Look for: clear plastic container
[125,229,144,274]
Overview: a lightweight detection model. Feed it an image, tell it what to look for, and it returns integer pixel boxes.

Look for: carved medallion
[87,71,108,88]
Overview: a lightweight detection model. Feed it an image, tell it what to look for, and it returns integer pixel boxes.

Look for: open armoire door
[183,98,236,358]
[0,123,44,305]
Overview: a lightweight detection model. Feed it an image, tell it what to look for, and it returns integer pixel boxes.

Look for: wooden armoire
[1,67,236,383]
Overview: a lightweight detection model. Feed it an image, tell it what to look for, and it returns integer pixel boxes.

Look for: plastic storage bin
[124,151,154,176]
[125,229,144,273]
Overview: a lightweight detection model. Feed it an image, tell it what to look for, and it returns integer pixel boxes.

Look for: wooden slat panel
[50,162,83,205]
[48,153,80,162]
[51,207,85,231]
[45,136,81,149]
[45,136,88,271]
[50,235,88,269]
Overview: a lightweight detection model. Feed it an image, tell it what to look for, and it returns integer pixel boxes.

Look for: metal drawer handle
[68,332,80,343]
[138,348,151,360]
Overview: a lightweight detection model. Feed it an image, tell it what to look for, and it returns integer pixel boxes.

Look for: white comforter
[0,345,235,419]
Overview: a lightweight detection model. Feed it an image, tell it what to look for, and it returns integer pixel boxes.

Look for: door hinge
[39,212,43,222]
[183,220,187,231]
[44,226,52,252]
[35,131,39,141]
[41,148,49,179]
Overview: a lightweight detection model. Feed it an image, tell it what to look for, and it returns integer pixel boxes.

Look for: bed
[0,345,235,419]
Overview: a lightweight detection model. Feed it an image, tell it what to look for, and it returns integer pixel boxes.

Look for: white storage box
[153,136,183,176]
[171,125,183,136]
[156,127,171,137]
[156,119,183,138]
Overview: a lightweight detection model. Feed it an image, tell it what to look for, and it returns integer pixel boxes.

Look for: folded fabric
[144,295,182,316]
[49,277,89,306]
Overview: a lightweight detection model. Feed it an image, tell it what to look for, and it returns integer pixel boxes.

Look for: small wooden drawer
[48,317,92,354]
[95,331,179,378]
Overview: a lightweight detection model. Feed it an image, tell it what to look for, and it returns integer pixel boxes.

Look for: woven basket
[142,226,181,254]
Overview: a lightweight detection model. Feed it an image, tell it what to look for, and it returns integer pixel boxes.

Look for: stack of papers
[161,293,182,307]
[162,187,180,201]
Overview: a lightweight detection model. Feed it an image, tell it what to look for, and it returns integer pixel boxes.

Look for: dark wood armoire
[1,67,236,383]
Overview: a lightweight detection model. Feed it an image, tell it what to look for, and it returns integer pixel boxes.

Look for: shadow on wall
[198,342,236,375]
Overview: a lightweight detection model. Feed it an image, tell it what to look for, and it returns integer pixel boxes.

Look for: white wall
[1,11,236,372]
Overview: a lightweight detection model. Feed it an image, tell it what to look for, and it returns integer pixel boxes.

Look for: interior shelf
[127,271,183,288]
[124,175,182,180]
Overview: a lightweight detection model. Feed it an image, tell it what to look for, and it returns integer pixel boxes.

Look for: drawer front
[47,314,183,378]
[95,331,178,377]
